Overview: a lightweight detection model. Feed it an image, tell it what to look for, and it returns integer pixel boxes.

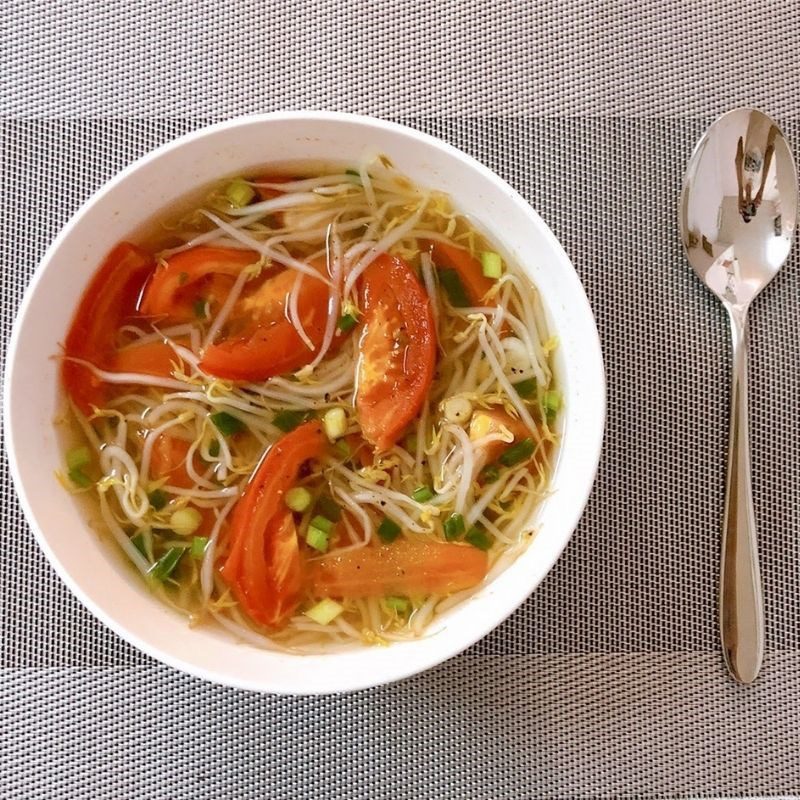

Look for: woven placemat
[2,2,800,798]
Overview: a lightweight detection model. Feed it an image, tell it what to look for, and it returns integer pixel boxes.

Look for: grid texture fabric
[3,0,800,119]
[3,655,800,800]
[2,2,800,798]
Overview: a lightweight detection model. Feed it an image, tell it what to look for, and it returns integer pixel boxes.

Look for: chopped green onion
[443,513,465,541]
[148,488,168,511]
[310,515,334,534]
[499,437,535,467]
[316,495,342,522]
[68,467,92,488]
[322,407,347,440]
[224,177,256,208]
[131,531,149,559]
[337,313,358,332]
[306,525,330,552]
[384,596,410,613]
[210,411,244,436]
[191,536,209,559]
[465,526,494,551]
[208,439,221,458]
[480,251,503,279]
[149,547,184,581]
[377,517,401,543]
[273,409,314,433]
[177,271,189,286]
[334,439,351,459]
[304,598,343,625]
[193,298,208,319]
[411,485,434,503]
[285,487,313,513]
[66,446,91,471]
[438,268,470,308]
[480,464,501,484]
[345,168,360,178]
[513,377,537,399]
[169,507,203,536]
[544,390,562,422]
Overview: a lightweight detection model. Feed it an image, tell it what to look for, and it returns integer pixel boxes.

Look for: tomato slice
[469,408,535,462]
[200,261,338,381]
[62,243,155,414]
[356,254,436,451]
[148,433,215,535]
[109,340,185,378]
[307,539,488,598]
[423,240,496,306]
[150,433,197,489]
[221,421,326,628]
[139,247,260,323]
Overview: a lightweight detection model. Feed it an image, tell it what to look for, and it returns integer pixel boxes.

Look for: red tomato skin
[221,421,326,629]
[422,239,496,306]
[308,540,489,598]
[200,263,338,381]
[139,247,259,324]
[62,243,154,414]
[356,254,437,451]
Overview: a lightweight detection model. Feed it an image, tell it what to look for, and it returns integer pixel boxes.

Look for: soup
[57,160,559,652]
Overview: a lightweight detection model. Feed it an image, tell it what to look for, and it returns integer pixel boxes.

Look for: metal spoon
[680,108,797,683]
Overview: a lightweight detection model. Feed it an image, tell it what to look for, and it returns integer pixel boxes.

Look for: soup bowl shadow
[4,112,604,694]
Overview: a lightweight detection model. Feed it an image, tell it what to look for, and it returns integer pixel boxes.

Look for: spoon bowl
[681,108,796,309]
[680,108,797,684]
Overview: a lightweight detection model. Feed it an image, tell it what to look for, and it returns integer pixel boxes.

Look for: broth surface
[57,160,559,652]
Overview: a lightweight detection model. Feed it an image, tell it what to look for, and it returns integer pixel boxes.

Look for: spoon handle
[720,308,764,683]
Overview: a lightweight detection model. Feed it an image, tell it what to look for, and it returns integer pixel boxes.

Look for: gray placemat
[2,2,800,798]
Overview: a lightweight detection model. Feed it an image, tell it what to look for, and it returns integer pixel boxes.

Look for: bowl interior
[4,113,604,693]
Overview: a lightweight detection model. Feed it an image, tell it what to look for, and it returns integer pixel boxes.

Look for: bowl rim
[3,110,605,693]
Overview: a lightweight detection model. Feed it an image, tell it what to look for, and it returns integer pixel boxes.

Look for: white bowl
[4,112,604,694]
